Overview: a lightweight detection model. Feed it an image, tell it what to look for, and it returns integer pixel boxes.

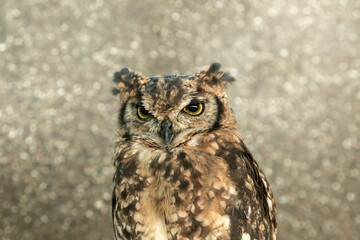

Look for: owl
[111,63,277,240]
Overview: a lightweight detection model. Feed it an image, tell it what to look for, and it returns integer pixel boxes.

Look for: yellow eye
[183,103,204,116]
[137,106,151,119]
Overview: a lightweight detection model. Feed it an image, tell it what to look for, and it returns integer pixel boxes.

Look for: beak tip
[161,120,174,150]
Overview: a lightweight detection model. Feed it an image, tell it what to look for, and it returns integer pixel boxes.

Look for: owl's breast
[114,134,238,239]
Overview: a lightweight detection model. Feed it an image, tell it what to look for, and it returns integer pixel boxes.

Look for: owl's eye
[137,106,151,120]
[183,103,204,116]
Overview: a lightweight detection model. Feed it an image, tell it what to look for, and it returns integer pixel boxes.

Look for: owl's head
[113,63,237,150]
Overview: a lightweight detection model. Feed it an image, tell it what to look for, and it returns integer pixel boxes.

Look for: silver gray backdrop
[0,0,359,239]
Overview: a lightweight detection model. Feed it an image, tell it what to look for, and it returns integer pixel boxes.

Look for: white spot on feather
[214,215,230,228]
[116,226,123,235]
[178,210,188,218]
[188,135,202,146]
[267,197,273,210]
[242,232,251,240]
[208,190,215,198]
[135,223,144,233]
[170,213,178,222]
[134,212,143,222]
[229,186,236,195]
[212,182,222,190]
[210,141,219,150]
[195,213,205,222]
[262,178,268,188]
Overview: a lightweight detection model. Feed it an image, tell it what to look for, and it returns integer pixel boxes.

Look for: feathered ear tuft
[198,63,235,87]
[112,87,121,96]
[113,67,131,84]
[219,72,235,84]
[207,62,221,75]
[112,67,147,98]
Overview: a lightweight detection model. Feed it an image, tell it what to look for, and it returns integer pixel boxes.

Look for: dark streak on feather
[118,99,131,140]
[211,96,224,130]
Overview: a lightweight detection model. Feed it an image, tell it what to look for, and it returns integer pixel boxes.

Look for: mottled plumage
[111,63,277,240]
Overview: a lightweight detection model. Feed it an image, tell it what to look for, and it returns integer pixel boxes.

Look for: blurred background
[1,0,359,239]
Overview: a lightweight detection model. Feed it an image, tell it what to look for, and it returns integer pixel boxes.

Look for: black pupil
[188,104,199,112]
[140,107,149,115]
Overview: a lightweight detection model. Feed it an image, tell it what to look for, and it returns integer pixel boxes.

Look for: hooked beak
[160,120,174,150]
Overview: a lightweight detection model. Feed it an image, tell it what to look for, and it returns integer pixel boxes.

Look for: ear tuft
[112,87,120,96]
[112,67,148,98]
[113,67,131,83]
[207,62,221,75]
[199,63,235,87]
[220,73,235,83]
[119,67,130,76]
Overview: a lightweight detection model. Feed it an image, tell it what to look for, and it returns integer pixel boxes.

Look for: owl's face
[113,63,236,150]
